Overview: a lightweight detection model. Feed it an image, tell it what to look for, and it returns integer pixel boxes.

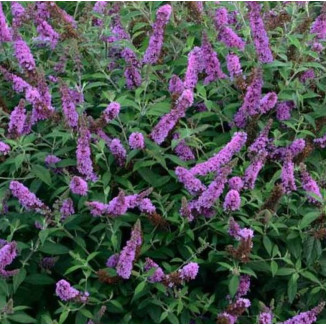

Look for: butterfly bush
[1,2,326,324]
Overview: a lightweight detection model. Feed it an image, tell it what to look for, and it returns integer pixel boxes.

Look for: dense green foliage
[1,1,326,324]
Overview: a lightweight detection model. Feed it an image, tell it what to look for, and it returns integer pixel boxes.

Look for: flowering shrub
[2,1,326,324]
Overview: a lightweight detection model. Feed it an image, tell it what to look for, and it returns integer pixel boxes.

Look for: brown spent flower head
[186,2,203,24]
[96,269,120,284]
[146,212,169,230]
[226,237,253,263]
[260,183,284,213]
[265,11,291,31]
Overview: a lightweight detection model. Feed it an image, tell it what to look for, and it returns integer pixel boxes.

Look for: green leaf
[263,235,273,255]
[132,281,147,302]
[40,242,70,255]
[228,275,239,298]
[9,313,36,324]
[167,312,179,324]
[288,273,299,303]
[299,211,320,229]
[13,269,26,293]
[31,164,52,186]
[271,261,278,277]
[276,268,295,276]
[25,274,55,285]
[107,300,124,313]
[300,271,321,284]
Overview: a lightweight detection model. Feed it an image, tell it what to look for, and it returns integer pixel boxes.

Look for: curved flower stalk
[282,302,325,324]
[0,2,12,42]
[143,4,172,64]
[190,131,247,176]
[201,32,226,84]
[116,220,142,279]
[243,150,267,190]
[299,163,322,205]
[55,279,89,303]
[233,68,263,128]
[9,181,49,213]
[247,2,273,63]
[0,241,18,277]
[150,89,194,145]
[8,99,27,138]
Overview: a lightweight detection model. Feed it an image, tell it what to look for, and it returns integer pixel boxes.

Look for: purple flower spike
[14,39,36,72]
[116,220,142,279]
[223,189,241,212]
[55,279,79,301]
[144,257,165,283]
[0,2,12,42]
[143,4,172,64]
[247,2,273,63]
[129,132,145,150]
[0,142,10,155]
[179,262,199,280]
[70,176,88,196]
